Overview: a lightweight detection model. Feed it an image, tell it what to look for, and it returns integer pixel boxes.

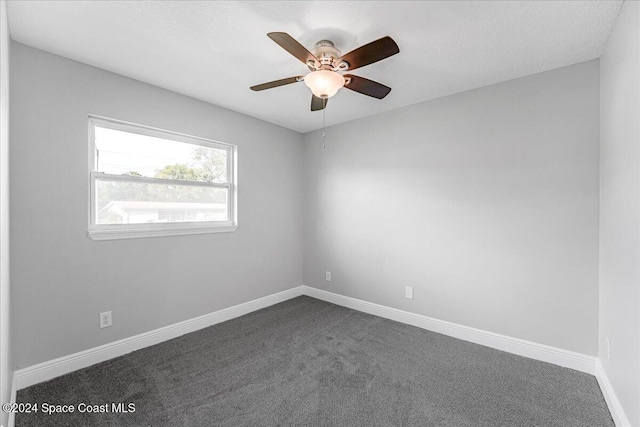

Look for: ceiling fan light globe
[304,70,345,98]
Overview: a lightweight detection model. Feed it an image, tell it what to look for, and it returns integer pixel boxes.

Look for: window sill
[88,224,238,241]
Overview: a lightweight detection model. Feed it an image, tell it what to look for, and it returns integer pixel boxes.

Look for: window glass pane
[95,126,228,183]
[96,178,228,225]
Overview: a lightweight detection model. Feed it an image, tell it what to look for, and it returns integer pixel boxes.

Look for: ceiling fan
[250,32,399,111]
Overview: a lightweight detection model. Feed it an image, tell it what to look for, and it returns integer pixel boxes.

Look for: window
[88,117,237,240]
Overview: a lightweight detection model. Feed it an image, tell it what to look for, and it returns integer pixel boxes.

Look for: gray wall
[599,1,640,425]
[10,42,304,368]
[0,1,12,425]
[303,61,600,355]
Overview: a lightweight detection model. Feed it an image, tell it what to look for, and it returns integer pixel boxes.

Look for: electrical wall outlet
[100,311,112,329]
[606,336,611,360]
[325,271,332,282]
[405,286,414,299]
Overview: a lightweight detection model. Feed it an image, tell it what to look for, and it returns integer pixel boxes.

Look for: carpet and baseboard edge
[303,287,628,427]
[13,287,304,391]
[11,285,629,427]
[595,359,632,427]
[302,286,596,373]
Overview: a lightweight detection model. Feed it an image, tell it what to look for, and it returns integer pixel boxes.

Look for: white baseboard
[595,360,631,427]
[302,286,597,375]
[8,372,16,427]
[14,286,303,390]
[14,285,627,426]
[16,284,597,392]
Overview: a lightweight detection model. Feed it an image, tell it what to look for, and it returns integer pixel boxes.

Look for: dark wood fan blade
[250,76,303,91]
[343,75,391,99]
[267,32,318,66]
[311,95,327,111]
[338,36,399,71]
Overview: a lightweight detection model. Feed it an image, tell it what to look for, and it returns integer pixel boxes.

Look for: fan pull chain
[322,98,327,149]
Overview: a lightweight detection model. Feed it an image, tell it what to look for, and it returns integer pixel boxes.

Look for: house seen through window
[89,117,237,240]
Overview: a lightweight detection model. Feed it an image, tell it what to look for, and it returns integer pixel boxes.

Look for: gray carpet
[16,296,613,426]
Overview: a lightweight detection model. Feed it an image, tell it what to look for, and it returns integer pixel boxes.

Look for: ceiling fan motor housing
[309,40,347,71]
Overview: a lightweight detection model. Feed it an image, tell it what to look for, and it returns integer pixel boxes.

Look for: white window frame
[88,116,237,241]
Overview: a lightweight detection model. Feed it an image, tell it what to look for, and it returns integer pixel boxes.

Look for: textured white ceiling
[7,1,622,133]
